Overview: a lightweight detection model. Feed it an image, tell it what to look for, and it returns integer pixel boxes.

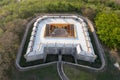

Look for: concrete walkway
[57,50,69,80]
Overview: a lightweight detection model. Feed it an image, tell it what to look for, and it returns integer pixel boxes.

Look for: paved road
[57,50,69,80]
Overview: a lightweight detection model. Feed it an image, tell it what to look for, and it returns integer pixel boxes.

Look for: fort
[24,15,97,62]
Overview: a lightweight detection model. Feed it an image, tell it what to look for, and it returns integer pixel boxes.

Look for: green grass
[96,53,120,80]
[64,64,95,80]
[11,64,59,80]
[64,53,120,80]
[11,52,120,80]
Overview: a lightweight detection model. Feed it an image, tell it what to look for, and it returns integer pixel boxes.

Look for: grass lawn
[63,64,96,80]
[64,53,120,80]
[11,64,59,80]
[96,53,120,80]
[11,54,120,80]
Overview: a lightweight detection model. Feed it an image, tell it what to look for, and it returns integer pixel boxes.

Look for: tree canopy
[95,12,120,49]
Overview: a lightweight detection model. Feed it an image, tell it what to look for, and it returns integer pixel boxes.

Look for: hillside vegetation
[0,0,120,80]
[95,12,120,49]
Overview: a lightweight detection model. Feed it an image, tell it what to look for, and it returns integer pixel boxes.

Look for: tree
[95,12,120,49]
